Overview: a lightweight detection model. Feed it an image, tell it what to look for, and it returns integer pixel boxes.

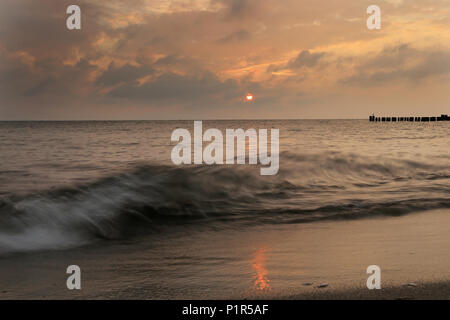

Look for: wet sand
[285,281,450,300]
[1,209,450,299]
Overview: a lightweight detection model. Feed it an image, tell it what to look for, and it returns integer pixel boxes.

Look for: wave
[0,151,449,254]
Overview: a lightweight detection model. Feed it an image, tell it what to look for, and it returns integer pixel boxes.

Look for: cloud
[217,30,251,43]
[96,63,154,87]
[107,71,241,106]
[214,0,264,19]
[267,49,327,73]
[287,50,326,69]
[341,44,450,86]
[1,0,449,119]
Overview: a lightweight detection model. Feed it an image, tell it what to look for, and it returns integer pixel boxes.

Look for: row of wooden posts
[369,114,450,122]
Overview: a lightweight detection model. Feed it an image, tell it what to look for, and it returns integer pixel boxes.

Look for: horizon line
[0,118,367,122]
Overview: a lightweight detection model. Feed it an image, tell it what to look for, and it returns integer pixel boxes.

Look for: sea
[0,120,449,298]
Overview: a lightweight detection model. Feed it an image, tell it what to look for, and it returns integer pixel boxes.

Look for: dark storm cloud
[361,44,417,70]
[108,71,240,104]
[214,0,263,19]
[267,49,327,73]
[287,50,326,69]
[96,63,154,87]
[152,54,200,71]
[341,44,450,86]
[0,49,96,99]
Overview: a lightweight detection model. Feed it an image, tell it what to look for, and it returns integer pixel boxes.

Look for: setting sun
[246,94,254,101]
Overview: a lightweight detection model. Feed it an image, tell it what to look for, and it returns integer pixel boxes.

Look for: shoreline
[2,209,450,299]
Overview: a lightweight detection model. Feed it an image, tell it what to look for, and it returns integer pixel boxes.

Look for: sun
[246,93,254,101]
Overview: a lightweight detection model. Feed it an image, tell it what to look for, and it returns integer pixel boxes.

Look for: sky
[0,0,449,120]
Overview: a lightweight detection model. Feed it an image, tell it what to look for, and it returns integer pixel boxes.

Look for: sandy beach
[285,281,450,300]
[1,208,450,300]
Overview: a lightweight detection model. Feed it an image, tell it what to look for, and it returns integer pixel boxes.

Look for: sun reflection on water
[251,248,271,291]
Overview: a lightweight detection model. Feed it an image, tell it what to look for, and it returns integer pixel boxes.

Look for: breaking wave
[0,151,449,254]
